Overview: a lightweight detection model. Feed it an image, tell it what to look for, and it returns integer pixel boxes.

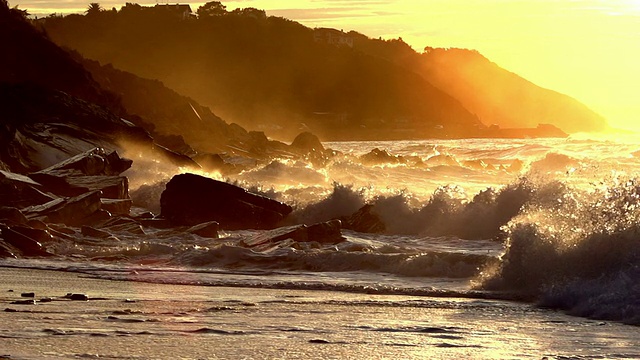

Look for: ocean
[2,135,640,358]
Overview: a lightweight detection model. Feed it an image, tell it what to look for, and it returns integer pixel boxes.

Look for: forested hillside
[39,1,607,139]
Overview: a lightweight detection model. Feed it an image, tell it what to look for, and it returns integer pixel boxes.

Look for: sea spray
[479,177,640,323]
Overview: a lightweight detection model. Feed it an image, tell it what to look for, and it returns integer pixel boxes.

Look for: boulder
[291,132,325,154]
[359,148,406,166]
[341,204,386,233]
[100,198,132,215]
[160,173,292,229]
[240,220,344,248]
[21,190,104,226]
[8,225,54,243]
[186,221,219,239]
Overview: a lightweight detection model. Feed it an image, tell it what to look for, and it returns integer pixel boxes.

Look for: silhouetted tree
[230,7,266,19]
[197,1,226,18]
[86,2,103,16]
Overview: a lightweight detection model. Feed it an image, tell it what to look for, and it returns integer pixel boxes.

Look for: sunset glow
[15,0,640,131]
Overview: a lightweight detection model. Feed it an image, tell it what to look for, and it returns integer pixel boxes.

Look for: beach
[1,266,638,359]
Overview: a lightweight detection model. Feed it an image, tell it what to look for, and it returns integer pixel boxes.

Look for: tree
[230,7,266,19]
[86,2,103,16]
[197,1,226,18]
[119,2,142,15]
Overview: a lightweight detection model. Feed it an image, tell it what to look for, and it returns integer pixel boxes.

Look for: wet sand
[1,267,638,359]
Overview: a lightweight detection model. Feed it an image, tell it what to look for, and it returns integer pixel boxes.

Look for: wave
[479,177,640,325]
[172,242,493,279]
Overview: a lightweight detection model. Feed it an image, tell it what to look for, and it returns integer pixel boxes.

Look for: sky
[13,0,640,131]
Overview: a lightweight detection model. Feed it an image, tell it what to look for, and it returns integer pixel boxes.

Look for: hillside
[38,4,608,139]
[39,6,485,141]
[418,48,608,133]
[0,1,293,173]
[348,33,608,133]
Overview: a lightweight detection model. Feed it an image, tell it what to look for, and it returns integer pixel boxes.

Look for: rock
[31,148,132,177]
[186,221,219,239]
[240,220,344,248]
[103,222,145,235]
[0,225,52,256]
[0,241,17,258]
[307,220,343,243]
[21,190,103,226]
[100,198,132,215]
[138,218,174,229]
[341,204,386,233]
[160,173,292,229]
[359,148,405,166]
[65,293,88,301]
[291,132,325,154]
[0,207,29,226]
[29,173,129,199]
[81,225,112,239]
[9,226,54,243]
[0,170,56,208]
[21,292,35,298]
[10,299,36,305]
[152,143,201,169]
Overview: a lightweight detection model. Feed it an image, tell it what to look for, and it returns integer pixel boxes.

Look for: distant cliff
[418,48,608,133]
[348,33,608,133]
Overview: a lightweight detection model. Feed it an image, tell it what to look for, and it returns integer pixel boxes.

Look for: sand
[1,267,638,359]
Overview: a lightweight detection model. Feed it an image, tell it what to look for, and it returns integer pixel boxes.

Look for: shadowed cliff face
[38,9,484,141]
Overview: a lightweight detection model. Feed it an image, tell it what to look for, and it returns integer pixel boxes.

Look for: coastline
[2,266,639,359]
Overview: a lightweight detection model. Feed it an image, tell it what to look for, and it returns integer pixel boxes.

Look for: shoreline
[2,266,639,359]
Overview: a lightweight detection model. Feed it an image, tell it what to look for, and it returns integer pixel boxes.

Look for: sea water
[2,134,640,358]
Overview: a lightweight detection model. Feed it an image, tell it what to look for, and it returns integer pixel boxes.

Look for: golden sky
[15,0,640,131]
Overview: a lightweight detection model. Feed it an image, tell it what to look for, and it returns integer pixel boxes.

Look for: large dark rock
[160,173,292,229]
